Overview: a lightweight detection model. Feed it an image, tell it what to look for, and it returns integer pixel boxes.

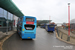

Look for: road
[2,28,75,50]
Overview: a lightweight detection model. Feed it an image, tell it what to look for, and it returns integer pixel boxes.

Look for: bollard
[56,27,59,37]
[67,35,70,41]
[61,33,63,39]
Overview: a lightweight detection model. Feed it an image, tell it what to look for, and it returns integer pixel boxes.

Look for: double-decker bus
[17,16,37,39]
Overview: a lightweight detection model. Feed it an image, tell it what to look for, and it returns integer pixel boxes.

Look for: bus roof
[22,16,36,18]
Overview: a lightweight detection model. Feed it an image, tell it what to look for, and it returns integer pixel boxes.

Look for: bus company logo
[26,21,34,24]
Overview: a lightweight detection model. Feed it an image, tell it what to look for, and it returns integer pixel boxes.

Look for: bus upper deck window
[26,18,34,22]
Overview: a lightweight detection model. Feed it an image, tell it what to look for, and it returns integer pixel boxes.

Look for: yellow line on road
[0,31,16,50]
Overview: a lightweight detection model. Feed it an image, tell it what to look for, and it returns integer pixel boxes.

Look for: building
[0,0,24,32]
[37,20,52,26]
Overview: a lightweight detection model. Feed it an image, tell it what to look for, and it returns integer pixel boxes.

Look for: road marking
[0,42,1,44]
[0,31,16,50]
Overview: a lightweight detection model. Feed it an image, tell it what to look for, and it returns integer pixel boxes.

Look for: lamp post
[49,16,50,23]
[67,3,70,41]
[13,15,14,30]
[6,12,8,34]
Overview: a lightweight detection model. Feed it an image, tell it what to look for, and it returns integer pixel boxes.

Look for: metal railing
[56,27,75,42]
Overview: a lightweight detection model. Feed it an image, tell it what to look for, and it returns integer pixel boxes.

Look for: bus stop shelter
[0,0,24,33]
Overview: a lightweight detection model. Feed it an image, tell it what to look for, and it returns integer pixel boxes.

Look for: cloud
[12,0,75,23]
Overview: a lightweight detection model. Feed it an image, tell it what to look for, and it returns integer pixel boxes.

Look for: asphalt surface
[3,28,75,50]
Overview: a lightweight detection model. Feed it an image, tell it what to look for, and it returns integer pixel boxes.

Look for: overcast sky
[12,0,75,23]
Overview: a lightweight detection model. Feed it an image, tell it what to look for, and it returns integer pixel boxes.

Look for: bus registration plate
[28,37,30,38]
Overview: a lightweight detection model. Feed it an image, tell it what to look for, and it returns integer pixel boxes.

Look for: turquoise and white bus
[17,16,37,39]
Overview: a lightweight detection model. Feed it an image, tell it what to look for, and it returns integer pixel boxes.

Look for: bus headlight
[23,29,24,31]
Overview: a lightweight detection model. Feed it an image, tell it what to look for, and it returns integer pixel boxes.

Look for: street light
[67,3,70,41]
[49,16,51,23]
[6,11,8,34]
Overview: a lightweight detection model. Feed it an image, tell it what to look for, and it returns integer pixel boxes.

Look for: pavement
[0,32,7,42]
[0,31,16,50]
[0,31,14,41]
[56,27,75,45]
[58,27,75,37]
[2,28,75,50]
